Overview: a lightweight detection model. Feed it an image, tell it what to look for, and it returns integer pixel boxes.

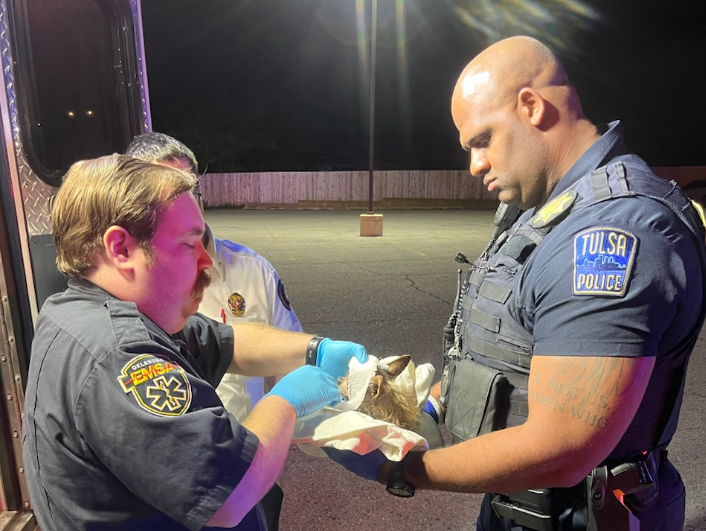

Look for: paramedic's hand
[322,447,387,482]
[317,339,368,379]
[267,366,342,418]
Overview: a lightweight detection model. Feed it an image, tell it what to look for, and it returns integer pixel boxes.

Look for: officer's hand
[267,366,342,418]
[317,339,368,379]
[322,447,387,482]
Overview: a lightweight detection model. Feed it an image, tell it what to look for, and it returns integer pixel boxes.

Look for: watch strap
[306,336,325,367]
[386,457,415,498]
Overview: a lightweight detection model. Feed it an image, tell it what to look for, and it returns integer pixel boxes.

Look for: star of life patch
[573,227,637,297]
[118,354,192,416]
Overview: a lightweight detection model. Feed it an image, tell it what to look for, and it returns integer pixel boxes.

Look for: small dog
[338,355,420,431]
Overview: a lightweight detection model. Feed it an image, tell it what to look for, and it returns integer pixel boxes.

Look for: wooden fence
[200,170,499,209]
[200,167,706,209]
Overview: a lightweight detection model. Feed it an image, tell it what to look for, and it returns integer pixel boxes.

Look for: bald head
[453,36,578,122]
[450,36,600,209]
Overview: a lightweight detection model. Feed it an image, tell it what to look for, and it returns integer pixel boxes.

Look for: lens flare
[446,0,600,51]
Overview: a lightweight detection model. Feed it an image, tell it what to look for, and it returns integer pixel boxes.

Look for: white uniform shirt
[198,226,303,421]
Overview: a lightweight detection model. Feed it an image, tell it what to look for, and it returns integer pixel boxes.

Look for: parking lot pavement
[206,208,706,531]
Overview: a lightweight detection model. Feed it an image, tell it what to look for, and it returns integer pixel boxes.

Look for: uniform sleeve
[178,313,234,386]
[268,269,304,332]
[76,342,258,530]
[520,198,702,359]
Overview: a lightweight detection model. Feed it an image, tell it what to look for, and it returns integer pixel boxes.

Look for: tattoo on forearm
[529,358,647,430]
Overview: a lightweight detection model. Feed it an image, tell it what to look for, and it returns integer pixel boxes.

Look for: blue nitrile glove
[322,447,387,482]
[316,339,368,379]
[266,366,342,418]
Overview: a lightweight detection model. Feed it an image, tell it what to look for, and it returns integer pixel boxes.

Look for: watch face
[386,456,415,498]
[386,485,415,498]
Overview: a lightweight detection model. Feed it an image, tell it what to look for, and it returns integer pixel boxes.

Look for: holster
[586,466,639,531]
[490,449,665,531]
[608,450,663,512]
[586,448,664,531]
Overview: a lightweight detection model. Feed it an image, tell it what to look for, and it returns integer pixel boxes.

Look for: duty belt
[490,448,667,531]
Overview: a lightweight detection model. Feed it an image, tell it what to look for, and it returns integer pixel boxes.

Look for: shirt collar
[67,277,117,301]
[549,120,627,199]
[67,278,171,338]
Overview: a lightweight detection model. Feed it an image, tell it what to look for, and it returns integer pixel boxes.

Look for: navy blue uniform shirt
[514,121,704,459]
[22,278,261,530]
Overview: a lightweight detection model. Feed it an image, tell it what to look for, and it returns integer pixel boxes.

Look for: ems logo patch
[228,292,246,317]
[118,355,192,416]
[573,227,637,297]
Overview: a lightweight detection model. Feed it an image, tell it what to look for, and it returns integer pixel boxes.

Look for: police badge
[228,292,246,317]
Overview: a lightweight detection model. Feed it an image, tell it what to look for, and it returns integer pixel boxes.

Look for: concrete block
[360,213,383,237]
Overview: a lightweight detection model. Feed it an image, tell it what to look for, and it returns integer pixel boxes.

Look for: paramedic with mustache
[126,132,303,531]
[21,154,368,531]
[327,36,706,531]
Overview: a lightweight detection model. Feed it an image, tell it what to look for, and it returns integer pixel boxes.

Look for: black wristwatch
[305,336,325,366]
[386,458,415,498]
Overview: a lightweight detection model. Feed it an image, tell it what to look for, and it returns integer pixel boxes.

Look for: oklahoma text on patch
[573,227,637,297]
[118,354,192,416]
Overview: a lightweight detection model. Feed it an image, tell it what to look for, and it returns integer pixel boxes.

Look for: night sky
[141,0,706,173]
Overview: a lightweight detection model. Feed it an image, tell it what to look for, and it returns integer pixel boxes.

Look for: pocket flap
[445,358,511,441]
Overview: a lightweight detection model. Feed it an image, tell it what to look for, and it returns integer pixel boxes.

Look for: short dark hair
[126,132,198,174]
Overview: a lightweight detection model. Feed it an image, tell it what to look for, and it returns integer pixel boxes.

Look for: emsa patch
[118,355,192,416]
[573,227,637,297]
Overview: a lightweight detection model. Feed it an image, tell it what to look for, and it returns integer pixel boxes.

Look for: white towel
[293,355,435,462]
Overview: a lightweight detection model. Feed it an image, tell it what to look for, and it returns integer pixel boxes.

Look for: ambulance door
[0,0,151,526]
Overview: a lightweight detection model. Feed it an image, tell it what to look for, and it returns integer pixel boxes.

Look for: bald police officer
[326,36,706,531]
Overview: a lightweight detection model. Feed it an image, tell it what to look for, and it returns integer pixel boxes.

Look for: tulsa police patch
[573,227,637,297]
[118,354,192,416]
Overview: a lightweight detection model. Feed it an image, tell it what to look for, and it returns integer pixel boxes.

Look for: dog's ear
[369,375,384,398]
[385,355,411,379]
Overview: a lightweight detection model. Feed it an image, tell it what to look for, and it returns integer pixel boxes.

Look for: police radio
[441,202,522,408]
[482,202,521,257]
